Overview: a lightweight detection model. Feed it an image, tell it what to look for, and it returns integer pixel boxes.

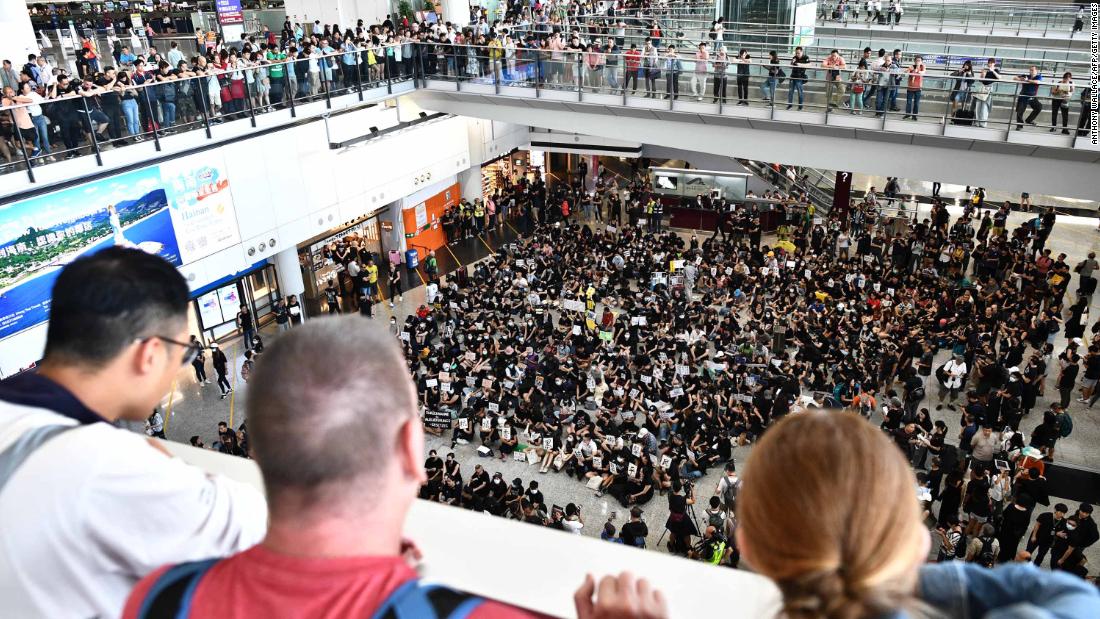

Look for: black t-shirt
[470,470,490,496]
[424,456,443,480]
[525,488,544,507]
[620,520,649,544]
[1035,512,1056,544]
[489,478,507,499]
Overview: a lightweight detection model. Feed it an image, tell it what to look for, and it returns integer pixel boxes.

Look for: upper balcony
[413,43,1099,199]
[814,0,1089,43]
[4,42,1097,200]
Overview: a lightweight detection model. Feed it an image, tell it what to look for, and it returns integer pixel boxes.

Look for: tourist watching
[0,247,266,618]
[736,411,1100,617]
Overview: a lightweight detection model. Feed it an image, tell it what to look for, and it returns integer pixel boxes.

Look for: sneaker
[220,393,228,400]
[1062,129,1070,135]
[786,104,792,110]
[1077,397,1088,402]
[389,301,395,308]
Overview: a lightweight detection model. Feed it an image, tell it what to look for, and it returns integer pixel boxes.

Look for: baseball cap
[630,506,644,517]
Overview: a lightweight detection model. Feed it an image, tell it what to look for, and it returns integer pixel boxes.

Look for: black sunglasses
[141,336,203,367]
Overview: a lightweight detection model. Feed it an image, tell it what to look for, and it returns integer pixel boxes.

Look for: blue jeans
[761,76,777,100]
[160,101,176,127]
[905,89,922,116]
[888,85,899,110]
[876,87,888,112]
[121,99,140,135]
[787,79,805,106]
[31,114,50,153]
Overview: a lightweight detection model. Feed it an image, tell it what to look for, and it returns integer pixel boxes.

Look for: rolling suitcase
[952,109,974,126]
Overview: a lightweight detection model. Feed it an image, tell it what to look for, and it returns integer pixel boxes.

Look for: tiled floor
[157,203,1100,567]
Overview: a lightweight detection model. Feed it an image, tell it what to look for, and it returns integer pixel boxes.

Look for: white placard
[786,260,796,268]
[542,438,554,450]
[609,463,619,475]
[627,463,638,477]
[572,325,582,335]
[426,378,439,388]
[488,402,499,413]
[481,418,492,431]
[593,455,603,468]
[501,427,512,440]
[631,443,642,457]
[669,387,684,397]
[660,455,673,469]
[641,375,652,384]
[458,418,469,430]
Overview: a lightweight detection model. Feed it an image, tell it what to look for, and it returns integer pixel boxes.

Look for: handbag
[972,83,991,101]
[852,83,864,94]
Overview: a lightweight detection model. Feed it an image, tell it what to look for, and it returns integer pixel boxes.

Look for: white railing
[162,440,783,618]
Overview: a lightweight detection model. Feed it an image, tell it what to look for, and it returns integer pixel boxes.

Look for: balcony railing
[4,42,1096,185]
[416,44,1095,149]
[160,439,783,618]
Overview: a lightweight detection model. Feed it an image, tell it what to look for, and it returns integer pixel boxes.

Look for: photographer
[664,480,698,555]
[691,525,731,566]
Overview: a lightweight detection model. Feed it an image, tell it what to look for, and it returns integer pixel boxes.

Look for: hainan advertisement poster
[0,156,241,341]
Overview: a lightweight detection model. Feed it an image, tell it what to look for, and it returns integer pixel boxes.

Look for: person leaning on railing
[735,411,1100,619]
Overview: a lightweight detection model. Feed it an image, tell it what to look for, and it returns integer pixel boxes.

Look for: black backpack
[974,535,996,567]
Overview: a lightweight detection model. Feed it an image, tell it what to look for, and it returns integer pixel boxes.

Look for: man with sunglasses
[0,247,267,619]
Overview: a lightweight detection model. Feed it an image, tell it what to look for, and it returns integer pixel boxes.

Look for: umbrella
[775,240,797,253]
[1021,446,1043,460]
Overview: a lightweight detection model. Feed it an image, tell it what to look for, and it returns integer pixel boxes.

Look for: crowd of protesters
[381,156,1100,578]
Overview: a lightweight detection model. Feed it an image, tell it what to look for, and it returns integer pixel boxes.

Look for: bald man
[124,317,666,619]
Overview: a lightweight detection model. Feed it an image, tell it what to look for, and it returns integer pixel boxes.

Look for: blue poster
[0,166,182,340]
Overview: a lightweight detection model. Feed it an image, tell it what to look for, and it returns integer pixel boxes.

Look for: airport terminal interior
[2,0,1100,617]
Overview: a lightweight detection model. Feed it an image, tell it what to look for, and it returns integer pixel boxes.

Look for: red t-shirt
[122,546,538,619]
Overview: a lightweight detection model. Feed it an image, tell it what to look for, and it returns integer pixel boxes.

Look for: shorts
[968,512,988,524]
[1082,378,1098,389]
[18,126,36,142]
[1021,192,1030,199]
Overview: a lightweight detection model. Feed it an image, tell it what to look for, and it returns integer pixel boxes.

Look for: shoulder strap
[371,580,485,619]
[136,558,221,619]
[0,424,77,495]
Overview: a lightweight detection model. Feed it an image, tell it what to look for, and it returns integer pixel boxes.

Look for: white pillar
[0,3,40,68]
[272,247,306,318]
[440,0,469,26]
[459,166,481,203]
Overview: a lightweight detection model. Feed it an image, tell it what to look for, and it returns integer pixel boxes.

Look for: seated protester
[421,449,445,500]
[503,478,526,519]
[486,471,509,516]
[497,417,518,460]
[464,463,492,511]
[735,411,1100,619]
[451,408,476,447]
[125,318,659,619]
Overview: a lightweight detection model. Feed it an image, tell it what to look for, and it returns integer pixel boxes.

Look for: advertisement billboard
[215,0,244,25]
[0,159,240,341]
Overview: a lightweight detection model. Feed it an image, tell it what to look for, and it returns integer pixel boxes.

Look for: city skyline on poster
[0,157,242,341]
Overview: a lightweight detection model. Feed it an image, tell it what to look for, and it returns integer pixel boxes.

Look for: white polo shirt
[0,373,267,619]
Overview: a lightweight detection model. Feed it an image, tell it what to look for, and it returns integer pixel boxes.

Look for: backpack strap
[371,580,485,619]
[136,558,221,619]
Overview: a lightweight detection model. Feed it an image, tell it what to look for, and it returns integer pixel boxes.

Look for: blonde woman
[734,411,1100,618]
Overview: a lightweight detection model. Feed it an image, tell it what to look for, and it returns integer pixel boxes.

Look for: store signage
[215,0,244,25]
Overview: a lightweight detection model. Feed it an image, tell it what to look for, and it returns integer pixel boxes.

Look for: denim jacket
[913,562,1100,619]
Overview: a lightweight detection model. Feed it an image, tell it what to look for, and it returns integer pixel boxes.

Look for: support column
[440,0,469,26]
[0,3,40,68]
[272,247,307,321]
[459,165,482,203]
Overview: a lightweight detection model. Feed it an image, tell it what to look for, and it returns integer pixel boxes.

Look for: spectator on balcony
[124,318,662,619]
[1014,66,1044,131]
[737,411,1100,619]
[0,248,266,619]
[787,46,810,110]
[902,55,925,120]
